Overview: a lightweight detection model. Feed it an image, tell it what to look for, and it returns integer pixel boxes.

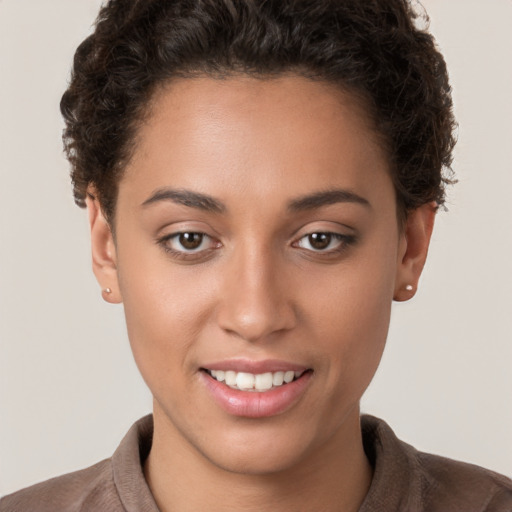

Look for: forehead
[121,75,392,210]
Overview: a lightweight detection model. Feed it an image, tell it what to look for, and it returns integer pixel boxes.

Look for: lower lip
[200,371,312,418]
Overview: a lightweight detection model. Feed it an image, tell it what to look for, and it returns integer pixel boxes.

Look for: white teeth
[255,372,273,391]
[272,371,284,386]
[284,371,295,383]
[207,368,306,391]
[236,372,255,390]
[225,370,237,386]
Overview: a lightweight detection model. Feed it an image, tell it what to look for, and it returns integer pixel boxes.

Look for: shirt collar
[112,414,160,512]
[111,413,424,512]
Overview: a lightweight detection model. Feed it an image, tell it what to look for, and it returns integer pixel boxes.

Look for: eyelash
[158,232,219,260]
[292,232,356,255]
[157,231,356,261]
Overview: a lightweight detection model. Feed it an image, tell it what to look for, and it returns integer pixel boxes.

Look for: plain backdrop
[1,0,511,496]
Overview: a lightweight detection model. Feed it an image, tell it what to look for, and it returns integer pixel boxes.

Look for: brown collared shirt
[2,415,511,511]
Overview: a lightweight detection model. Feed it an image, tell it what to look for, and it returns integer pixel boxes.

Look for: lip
[200,360,312,418]
[201,358,308,374]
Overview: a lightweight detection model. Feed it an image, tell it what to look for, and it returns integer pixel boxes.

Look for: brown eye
[161,232,215,255]
[179,232,204,250]
[295,232,353,253]
[308,233,331,250]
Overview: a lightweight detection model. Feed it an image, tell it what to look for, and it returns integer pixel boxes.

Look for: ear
[393,202,436,301]
[85,188,122,304]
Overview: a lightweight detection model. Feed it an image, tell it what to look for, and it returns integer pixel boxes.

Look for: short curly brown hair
[61,0,456,224]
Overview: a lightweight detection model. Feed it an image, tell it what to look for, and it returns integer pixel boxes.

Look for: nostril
[217,298,297,343]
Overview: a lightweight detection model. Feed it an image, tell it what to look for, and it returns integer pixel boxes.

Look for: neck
[144,402,372,512]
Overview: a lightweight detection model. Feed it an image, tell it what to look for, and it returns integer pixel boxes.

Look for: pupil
[309,233,330,250]
[179,233,203,250]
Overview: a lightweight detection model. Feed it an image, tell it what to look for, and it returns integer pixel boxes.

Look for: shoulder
[0,458,123,512]
[361,415,512,512]
[0,415,156,512]
[415,450,512,511]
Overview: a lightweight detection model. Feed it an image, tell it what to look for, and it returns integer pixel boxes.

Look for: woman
[1,0,511,510]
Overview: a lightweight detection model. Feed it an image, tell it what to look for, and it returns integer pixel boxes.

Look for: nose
[217,243,297,343]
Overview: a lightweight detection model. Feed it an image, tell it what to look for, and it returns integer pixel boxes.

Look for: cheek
[303,242,397,391]
[304,285,391,436]
[115,241,217,386]
[310,276,392,370]
[304,239,397,331]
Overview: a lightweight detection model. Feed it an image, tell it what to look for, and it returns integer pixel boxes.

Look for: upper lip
[201,359,309,374]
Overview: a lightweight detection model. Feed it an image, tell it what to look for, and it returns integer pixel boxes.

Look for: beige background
[1,0,511,496]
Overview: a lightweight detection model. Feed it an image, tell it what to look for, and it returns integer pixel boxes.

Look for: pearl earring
[405,284,414,291]
[104,288,112,294]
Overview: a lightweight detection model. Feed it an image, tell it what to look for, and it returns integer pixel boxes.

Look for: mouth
[201,368,310,392]
[199,359,313,417]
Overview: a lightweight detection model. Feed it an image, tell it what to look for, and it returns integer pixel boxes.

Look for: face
[90,75,432,475]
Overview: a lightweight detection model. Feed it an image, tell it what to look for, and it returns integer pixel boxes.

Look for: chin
[202,434,312,476]
[189,414,328,476]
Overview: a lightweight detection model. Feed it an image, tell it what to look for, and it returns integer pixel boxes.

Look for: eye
[161,232,216,254]
[295,232,353,252]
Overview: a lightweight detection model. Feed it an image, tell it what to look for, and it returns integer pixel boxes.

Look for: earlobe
[85,188,122,304]
[393,202,437,302]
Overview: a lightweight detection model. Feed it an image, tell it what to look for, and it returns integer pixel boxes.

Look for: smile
[205,369,305,392]
[200,364,313,418]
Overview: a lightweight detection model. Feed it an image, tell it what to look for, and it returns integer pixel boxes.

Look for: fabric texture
[1,414,511,511]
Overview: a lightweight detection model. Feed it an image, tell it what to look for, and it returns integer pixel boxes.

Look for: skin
[87,75,435,512]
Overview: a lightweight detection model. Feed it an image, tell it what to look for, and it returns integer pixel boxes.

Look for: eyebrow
[142,188,226,213]
[141,187,370,214]
[287,189,371,212]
